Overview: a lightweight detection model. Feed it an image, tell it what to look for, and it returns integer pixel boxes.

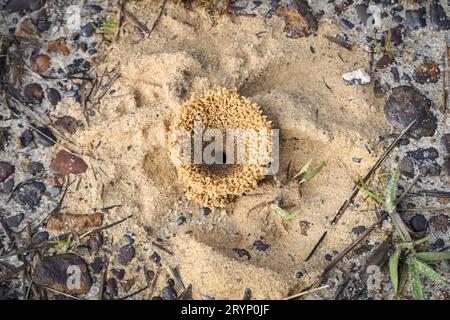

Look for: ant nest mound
[169,89,274,208]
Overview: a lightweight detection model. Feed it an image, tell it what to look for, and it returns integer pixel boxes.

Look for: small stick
[149,0,167,35]
[321,212,387,276]
[37,285,81,300]
[0,264,25,283]
[79,215,133,240]
[124,8,151,34]
[305,231,327,262]
[283,285,330,300]
[395,173,420,206]
[151,241,173,255]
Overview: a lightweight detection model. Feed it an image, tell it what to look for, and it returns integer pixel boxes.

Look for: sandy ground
[56,1,392,299]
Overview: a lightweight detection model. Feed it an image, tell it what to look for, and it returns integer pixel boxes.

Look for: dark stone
[176,215,186,226]
[324,253,333,261]
[4,213,24,228]
[295,271,304,278]
[150,251,161,263]
[19,129,34,147]
[202,207,212,216]
[118,245,135,265]
[443,159,450,176]
[81,23,95,37]
[33,253,92,294]
[32,231,49,245]
[161,286,177,300]
[410,214,427,232]
[111,268,125,280]
[413,62,440,84]
[392,15,403,23]
[47,88,61,106]
[391,67,400,81]
[90,257,103,274]
[242,288,252,300]
[105,278,118,297]
[87,231,103,253]
[36,19,51,32]
[389,25,404,46]
[54,116,82,134]
[435,238,445,248]
[351,225,367,235]
[253,239,271,251]
[0,161,15,183]
[407,147,439,163]
[50,150,88,175]
[430,0,450,30]
[85,4,103,14]
[33,126,56,146]
[355,4,370,24]
[0,127,10,151]
[376,54,394,69]
[15,181,46,208]
[354,242,374,255]
[27,161,44,176]
[79,42,88,52]
[391,5,404,13]
[123,234,135,244]
[3,178,15,193]
[340,18,355,29]
[405,8,427,30]
[402,73,411,82]
[384,86,437,138]
[5,0,46,12]
[233,248,251,260]
[399,156,415,178]
[442,134,450,154]
[23,83,44,104]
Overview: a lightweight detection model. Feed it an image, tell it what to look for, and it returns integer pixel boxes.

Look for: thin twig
[283,285,330,300]
[395,174,420,205]
[149,0,167,35]
[79,215,133,240]
[322,212,388,276]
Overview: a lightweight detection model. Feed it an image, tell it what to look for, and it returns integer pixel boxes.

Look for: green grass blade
[284,210,301,220]
[271,204,287,216]
[409,258,424,300]
[300,162,326,184]
[398,262,409,295]
[271,204,301,220]
[414,259,445,285]
[299,159,312,176]
[389,247,401,294]
[95,20,119,33]
[416,251,450,262]
[385,164,400,214]
[360,186,383,205]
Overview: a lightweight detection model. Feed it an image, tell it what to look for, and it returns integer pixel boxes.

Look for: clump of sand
[59,1,389,299]
[169,88,273,208]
